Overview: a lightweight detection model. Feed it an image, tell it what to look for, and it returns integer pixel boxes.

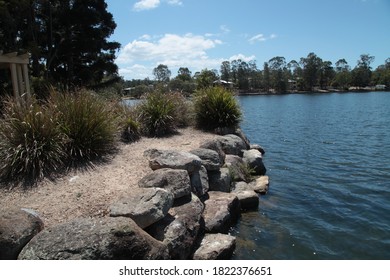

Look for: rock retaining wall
[0,129,269,260]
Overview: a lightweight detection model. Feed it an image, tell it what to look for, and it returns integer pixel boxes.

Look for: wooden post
[10,63,20,99]
[23,64,31,100]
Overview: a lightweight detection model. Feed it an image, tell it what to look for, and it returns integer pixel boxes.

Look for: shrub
[116,104,141,143]
[0,97,67,184]
[138,91,189,137]
[49,89,117,162]
[194,86,242,130]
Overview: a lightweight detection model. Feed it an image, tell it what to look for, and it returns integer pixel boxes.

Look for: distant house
[213,79,234,89]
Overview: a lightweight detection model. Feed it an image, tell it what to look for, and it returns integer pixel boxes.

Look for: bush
[137,91,190,137]
[0,97,67,184]
[49,89,117,162]
[116,104,141,143]
[194,86,242,130]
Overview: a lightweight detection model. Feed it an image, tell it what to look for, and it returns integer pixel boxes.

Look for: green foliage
[49,90,117,162]
[138,91,176,137]
[0,97,67,184]
[116,105,141,143]
[194,86,242,130]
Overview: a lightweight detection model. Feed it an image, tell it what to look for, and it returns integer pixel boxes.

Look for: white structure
[0,51,31,101]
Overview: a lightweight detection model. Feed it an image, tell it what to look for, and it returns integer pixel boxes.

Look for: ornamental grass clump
[138,91,189,137]
[0,97,67,184]
[49,89,117,163]
[194,86,242,130]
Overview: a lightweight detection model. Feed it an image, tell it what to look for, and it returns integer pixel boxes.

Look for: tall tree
[0,0,120,88]
[220,61,231,82]
[351,54,375,87]
[176,67,192,81]
[268,56,287,92]
[300,52,323,91]
[195,69,218,89]
[153,64,171,82]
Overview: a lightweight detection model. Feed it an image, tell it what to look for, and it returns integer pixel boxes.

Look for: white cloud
[248,33,277,44]
[167,0,183,6]
[133,0,160,11]
[133,0,183,11]
[229,54,256,62]
[117,33,222,64]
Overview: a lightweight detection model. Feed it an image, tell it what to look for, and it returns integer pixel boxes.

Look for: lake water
[231,91,390,259]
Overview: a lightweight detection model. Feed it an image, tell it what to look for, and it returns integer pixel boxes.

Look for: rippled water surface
[231,91,390,259]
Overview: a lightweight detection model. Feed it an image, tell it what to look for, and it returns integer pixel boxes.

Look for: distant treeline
[124,53,390,97]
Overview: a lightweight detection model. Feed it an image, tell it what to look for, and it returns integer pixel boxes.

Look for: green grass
[49,89,117,162]
[0,97,67,184]
[194,86,242,130]
[137,91,190,137]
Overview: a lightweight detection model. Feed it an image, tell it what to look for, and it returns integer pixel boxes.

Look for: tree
[220,61,231,82]
[268,56,287,92]
[318,61,335,89]
[195,69,218,89]
[333,59,351,89]
[153,64,171,83]
[351,54,375,87]
[0,0,121,88]
[176,67,192,81]
[300,52,323,91]
[262,62,271,92]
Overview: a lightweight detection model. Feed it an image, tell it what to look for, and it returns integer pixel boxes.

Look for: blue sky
[105,0,390,80]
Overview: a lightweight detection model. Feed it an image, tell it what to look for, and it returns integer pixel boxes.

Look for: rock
[208,168,231,193]
[193,233,236,260]
[190,165,209,197]
[233,190,259,211]
[234,128,251,149]
[18,217,169,260]
[202,191,240,233]
[250,144,265,155]
[225,154,250,182]
[0,208,44,260]
[138,168,191,199]
[190,148,222,171]
[144,149,202,174]
[216,134,248,156]
[249,176,270,194]
[109,188,173,229]
[199,139,226,166]
[243,149,266,175]
[147,194,204,259]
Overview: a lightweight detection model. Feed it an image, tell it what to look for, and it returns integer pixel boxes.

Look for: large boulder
[0,208,44,260]
[190,148,222,171]
[243,149,267,175]
[232,190,259,211]
[216,134,248,156]
[249,176,270,194]
[202,191,240,233]
[147,194,204,259]
[18,217,169,260]
[250,144,265,155]
[208,168,231,193]
[199,139,226,165]
[109,188,173,229]
[193,233,236,260]
[225,154,250,182]
[144,149,202,174]
[138,168,191,199]
[190,165,209,198]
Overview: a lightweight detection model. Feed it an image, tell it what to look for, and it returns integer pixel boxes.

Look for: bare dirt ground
[0,127,217,228]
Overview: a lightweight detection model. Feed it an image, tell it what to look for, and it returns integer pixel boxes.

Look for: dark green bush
[115,104,141,143]
[0,97,67,183]
[194,86,242,130]
[138,91,190,137]
[49,90,117,162]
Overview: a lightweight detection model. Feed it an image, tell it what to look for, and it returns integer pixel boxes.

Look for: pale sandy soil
[0,127,217,228]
